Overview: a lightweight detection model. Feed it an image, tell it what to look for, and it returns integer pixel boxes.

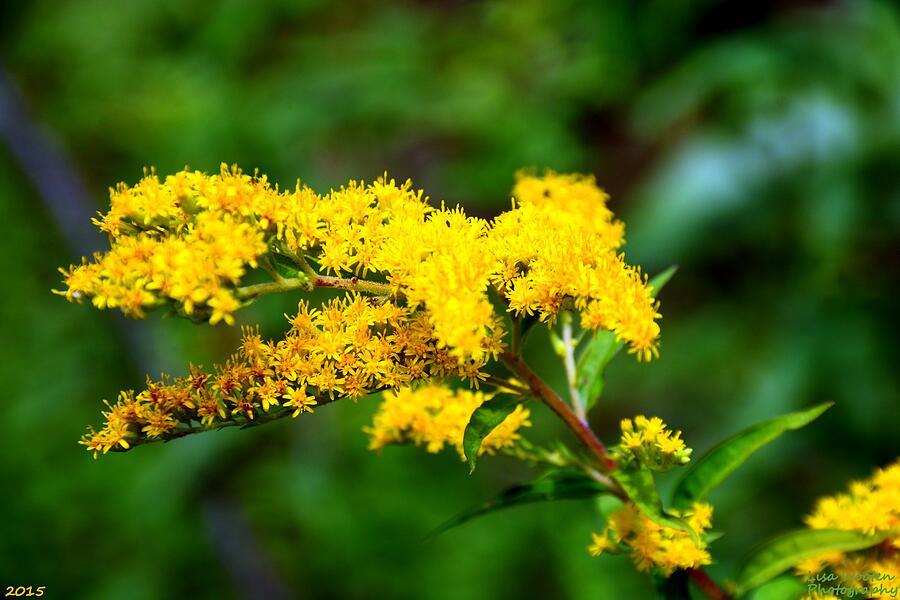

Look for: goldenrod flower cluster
[58,165,660,362]
[80,295,492,457]
[613,415,693,471]
[491,171,660,360]
[58,166,275,324]
[588,502,714,575]
[366,384,531,460]
[795,459,900,597]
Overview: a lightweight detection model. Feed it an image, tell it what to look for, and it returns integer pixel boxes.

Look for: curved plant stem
[500,350,731,600]
[114,392,346,452]
[511,316,522,355]
[499,351,616,473]
[313,275,393,296]
[688,569,733,600]
[236,277,311,299]
[236,274,394,300]
[227,258,733,600]
[484,375,530,396]
[560,313,586,419]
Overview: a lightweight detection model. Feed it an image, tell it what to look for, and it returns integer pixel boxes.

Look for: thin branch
[560,313,585,419]
[511,316,522,356]
[505,440,578,469]
[688,569,733,600]
[499,351,616,473]
[291,252,320,281]
[235,274,394,301]
[108,395,343,453]
[313,275,394,297]
[484,375,530,396]
[236,277,310,299]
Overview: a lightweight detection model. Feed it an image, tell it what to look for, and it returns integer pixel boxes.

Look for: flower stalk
[560,312,586,419]
[236,274,393,300]
[499,351,616,473]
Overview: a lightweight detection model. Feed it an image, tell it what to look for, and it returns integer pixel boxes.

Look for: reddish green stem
[500,351,616,473]
[688,569,733,600]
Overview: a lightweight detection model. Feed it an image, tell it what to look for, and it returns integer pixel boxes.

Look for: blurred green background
[1,1,898,598]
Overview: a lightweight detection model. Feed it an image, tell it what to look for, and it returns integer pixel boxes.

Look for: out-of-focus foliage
[0,0,897,598]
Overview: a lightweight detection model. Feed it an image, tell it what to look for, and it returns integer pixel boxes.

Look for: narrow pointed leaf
[462,395,521,473]
[577,266,677,411]
[670,402,832,511]
[748,576,807,600]
[596,494,625,518]
[576,330,618,408]
[613,466,694,536]
[428,471,610,539]
[614,466,662,517]
[734,528,891,596]
[270,252,305,279]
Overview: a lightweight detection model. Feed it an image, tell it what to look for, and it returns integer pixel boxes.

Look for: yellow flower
[588,532,612,556]
[67,166,666,455]
[795,459,900,593]
[60,166,660,363]
[282,386,317,417]
[614,415,693,471]
[489,170,660,360]
[208,289,240,326]
[589,501,714,576]
[80,294,491,456]
[365,384,531,461]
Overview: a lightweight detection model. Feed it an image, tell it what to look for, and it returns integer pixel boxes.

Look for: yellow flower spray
[61,164,856,600]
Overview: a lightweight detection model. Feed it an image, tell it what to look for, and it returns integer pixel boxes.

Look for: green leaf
[647,264,678,296]
[576,266,677,411]
[270,251,305,279]
[576,330,618,409]
[748,576,807,600]
[462,395,521,473]
[613,466,694,536]
[549,330,567,357]
[518,314,541,345]
[596,494,625,518]
[704,530,725,544]
[614,466,662,516]
[427,470,610,539]
[670,402,832,511]
[734,528,891,596]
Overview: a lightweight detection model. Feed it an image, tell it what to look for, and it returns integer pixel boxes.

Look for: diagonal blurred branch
[202,495,294,600]
[0,63,167,374]
[0,65,103,258]
[0,64,297,599]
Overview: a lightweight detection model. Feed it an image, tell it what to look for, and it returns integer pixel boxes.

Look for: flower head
[589,501,714,576]
[795,458,900,594]
[80,295,491,457]
[59,166,660,363]
[365,384,531,460]
[613,415,693,471]
[65,166,665,455]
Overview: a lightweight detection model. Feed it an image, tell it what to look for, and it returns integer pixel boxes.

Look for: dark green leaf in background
[747,576,808,600]
[734,528,891,596]
[670,403,832,510]
[428,470,611,539]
